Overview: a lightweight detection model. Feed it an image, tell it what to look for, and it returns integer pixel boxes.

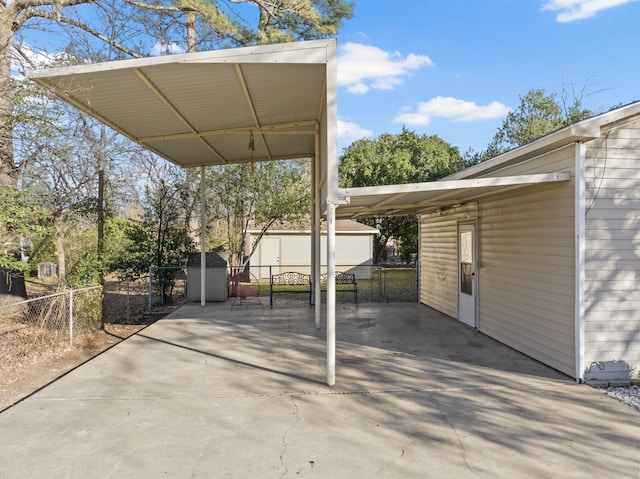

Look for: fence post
[69,289,74,347]
[148,267,153,313]
[126,279,131,321]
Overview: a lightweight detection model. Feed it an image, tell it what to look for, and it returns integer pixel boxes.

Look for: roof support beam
[137,120,317,143]
[235,64,272,160]
[132,68,228,164]
[340,172,571,199]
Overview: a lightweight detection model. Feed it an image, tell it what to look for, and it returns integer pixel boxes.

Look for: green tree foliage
[339,128,463,263]
[255,0,354,44]
[206,159,311,266]
[109,177,194,281]
[1,0,352,297]
[469,88,593,163]
[0,187,47,271]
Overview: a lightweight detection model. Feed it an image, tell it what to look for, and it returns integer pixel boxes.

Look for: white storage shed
[248,219,378,280]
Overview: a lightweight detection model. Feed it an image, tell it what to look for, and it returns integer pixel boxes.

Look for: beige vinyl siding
[480,177,576,375]
[421,145,577,376]
[419,207,475,318]
[584,120,640,375]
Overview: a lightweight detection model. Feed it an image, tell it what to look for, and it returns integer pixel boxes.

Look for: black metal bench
[320,272,358,305]
[270,272,311,307]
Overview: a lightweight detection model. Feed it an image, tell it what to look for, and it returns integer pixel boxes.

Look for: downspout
[575,142,586,382]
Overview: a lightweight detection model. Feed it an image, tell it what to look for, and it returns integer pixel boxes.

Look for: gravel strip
[599,385,640,412]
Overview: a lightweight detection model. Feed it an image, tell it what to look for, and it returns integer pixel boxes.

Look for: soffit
[27,40,331,168]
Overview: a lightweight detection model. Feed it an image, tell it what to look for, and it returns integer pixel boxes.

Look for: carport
[28,39,343,384]
[27,39,576,386]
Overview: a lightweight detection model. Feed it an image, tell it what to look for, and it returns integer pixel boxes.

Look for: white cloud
[393,96,511,127]
[150,41,186,56]
[542,0,637,22]
[338,119,373,143]
[338,42,433,95]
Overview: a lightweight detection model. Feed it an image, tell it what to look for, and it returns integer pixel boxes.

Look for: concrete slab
[1,303,638,478]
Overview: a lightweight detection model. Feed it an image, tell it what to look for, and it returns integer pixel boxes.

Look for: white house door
[458,223,477,328]
[262,237,281,278]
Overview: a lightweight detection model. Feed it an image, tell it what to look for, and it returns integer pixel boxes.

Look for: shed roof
[27,40,334,168]
[248,219,379,234]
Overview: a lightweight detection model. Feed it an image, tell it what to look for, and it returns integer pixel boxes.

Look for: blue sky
[14,0,639,156]
[334,0,640,154]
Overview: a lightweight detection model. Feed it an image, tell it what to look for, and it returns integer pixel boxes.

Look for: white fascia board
[26,39,333,81]
[340,172,571,198]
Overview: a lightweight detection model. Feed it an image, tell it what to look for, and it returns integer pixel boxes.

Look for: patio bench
[270,272,311,307]
[319,272,358,305]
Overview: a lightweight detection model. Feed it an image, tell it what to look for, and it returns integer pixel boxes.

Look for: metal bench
[270,272,311,307]
[319,272,358,305]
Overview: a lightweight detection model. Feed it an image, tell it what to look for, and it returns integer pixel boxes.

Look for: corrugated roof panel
[144,137,227,166]
[27,40,334,167]
[243,63,325,126]
[141,63,255,132]
[262,133,316,159]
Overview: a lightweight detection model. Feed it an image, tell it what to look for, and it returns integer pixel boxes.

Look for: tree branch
[15,10,142,58]
[10,0,93,16]
[119,0,182,13]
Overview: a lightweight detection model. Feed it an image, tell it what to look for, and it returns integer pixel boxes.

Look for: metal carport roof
[336,172,571,219]
[27,39,343,385]
[24,38,596,386]
[27,40,332,168]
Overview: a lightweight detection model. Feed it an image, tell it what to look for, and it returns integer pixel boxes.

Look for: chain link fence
[0,286,102,380]
[102,267,188,324]
[0,263,416,392]
[104,277,151,323]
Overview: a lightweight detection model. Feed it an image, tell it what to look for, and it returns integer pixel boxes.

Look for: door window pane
[460,230,473,295]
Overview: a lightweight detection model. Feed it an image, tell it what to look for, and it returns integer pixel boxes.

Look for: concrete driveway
[0,302,638,478]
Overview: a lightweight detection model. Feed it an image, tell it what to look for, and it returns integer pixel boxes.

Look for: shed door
[458,223,477,328]
[262,237,281,278]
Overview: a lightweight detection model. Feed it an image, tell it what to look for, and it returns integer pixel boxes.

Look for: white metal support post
[311,155,316,315]
[326,202,336,386]
[200,166,206,307]
[574,142,586,381]
[323,39,338,385]
[313,141,322,329]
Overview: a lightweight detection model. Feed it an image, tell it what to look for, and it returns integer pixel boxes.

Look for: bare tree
[206,159,311,268]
